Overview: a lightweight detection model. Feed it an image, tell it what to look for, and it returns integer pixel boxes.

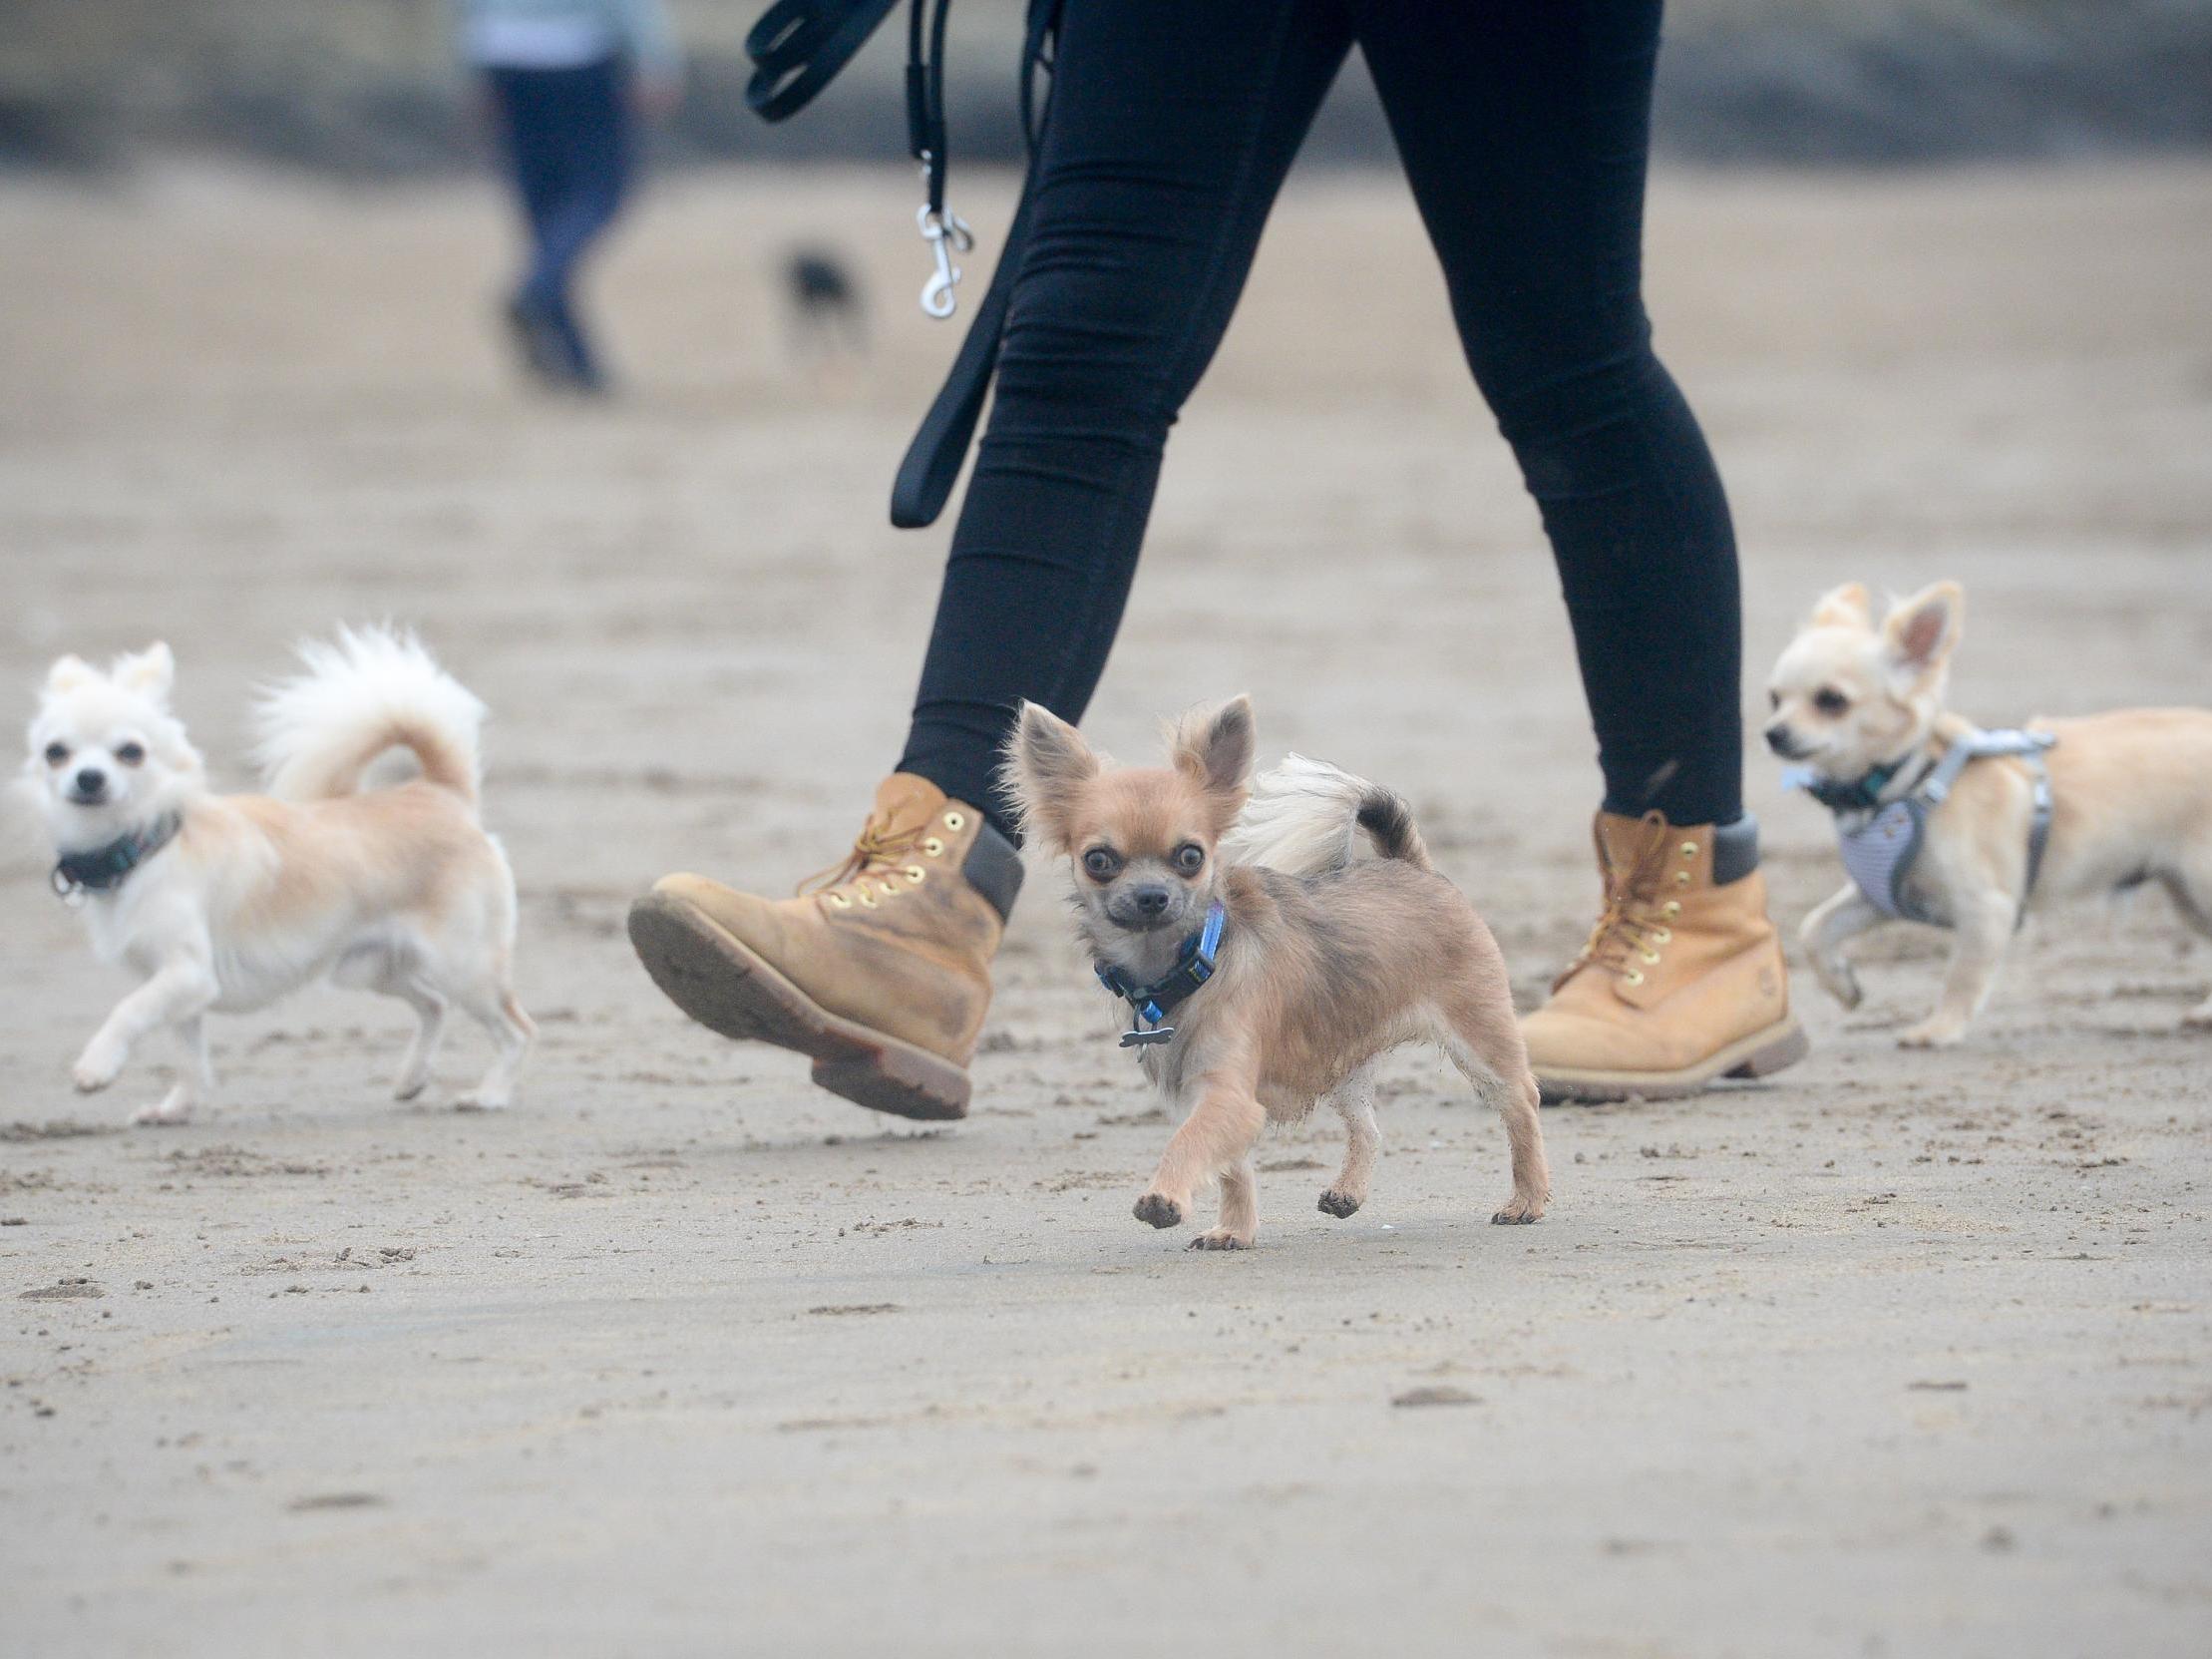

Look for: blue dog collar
[1095,901,1226,1048]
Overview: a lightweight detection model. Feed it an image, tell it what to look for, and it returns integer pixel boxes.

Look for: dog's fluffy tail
[1221,753,1433,877]
[252,625,486,806]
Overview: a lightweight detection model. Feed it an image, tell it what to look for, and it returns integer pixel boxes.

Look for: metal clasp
[916,199,972,319]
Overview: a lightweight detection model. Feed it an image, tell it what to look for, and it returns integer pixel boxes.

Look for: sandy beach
[2,160,2209,1656]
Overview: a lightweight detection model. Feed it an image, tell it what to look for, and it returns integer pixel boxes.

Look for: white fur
[253,624,485,802]
[1219,753,1371,877]
[24,631,530,1125]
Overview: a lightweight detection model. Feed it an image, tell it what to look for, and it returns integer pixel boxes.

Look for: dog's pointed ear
[1808,583,1872,629]
[113,642,176,702]
[1001,701,1099,853]
[1882,582,1964,675]
[1169,694,1256,826]
[43,654,98,696]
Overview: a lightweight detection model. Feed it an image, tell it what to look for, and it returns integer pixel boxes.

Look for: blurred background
[5,0,2212,173]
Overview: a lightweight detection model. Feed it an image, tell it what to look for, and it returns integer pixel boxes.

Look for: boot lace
[1556,811,1677,992]
[796,809,944,909]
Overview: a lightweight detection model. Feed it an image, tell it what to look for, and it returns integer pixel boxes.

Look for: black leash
[743,0,1064,526]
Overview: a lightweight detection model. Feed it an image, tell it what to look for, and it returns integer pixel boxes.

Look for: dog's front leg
[1800,884,1882,1010]
[1901,891,2015,1047]
[1135,1067,1264,1238]
[136,1015,213,1126]
[75,958,217,1102]
[1191,1157,1258,1251]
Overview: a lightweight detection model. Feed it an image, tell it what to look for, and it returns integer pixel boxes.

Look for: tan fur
[26,634,529,1124]
[1767,581,2212,1044]
[1007,696,1548,1249]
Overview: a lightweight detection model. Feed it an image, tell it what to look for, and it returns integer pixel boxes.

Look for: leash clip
[916,196,972,319]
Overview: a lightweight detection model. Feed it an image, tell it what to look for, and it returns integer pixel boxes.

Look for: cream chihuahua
[1766,581,2212,1045]
[21,627,532,1124]
[1005,695,1548,1249]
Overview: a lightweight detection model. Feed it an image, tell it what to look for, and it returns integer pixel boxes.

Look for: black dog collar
[1095,901,1226,1048]
[1792,752,1934,816]
[52,813,182,902]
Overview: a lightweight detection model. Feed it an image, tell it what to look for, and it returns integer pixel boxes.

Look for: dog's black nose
[1131,885,1171,917]
[74,766,106,795]
[1763,726,1796,757]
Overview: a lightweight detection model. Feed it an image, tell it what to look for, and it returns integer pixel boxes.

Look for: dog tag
[1120,1026,1175,1048]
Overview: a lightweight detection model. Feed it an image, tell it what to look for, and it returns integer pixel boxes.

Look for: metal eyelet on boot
[1662,901,1681,919]
[922,837,944,857]
[1674,870,1691,888]
[1680,841,1698,857]
[828,892,853,910]
[943,811,965,832]
[1624,969,1646,986]
[857,888,878,909]
[905,865,926,884]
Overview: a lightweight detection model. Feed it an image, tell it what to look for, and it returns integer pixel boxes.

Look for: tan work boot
[1522,810,1807,1102]
[627,774,1022,1120]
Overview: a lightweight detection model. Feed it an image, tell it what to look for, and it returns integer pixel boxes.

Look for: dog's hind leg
[2163,852,2212,1027]
[337,946,449,1099]
[1318,1060,1381,1219]
[1437,992,1550,1225]
[384,971,448,1101]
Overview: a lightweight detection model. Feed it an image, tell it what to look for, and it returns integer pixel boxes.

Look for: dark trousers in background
[484,57,631,382]
[896,0,1744,836]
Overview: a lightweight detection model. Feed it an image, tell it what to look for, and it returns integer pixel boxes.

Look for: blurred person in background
[461,0,683,393]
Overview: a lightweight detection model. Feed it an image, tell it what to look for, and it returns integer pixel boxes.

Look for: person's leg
[634,0,1355,1119]
[1355,0,1736,826]
[896,0,1355,832]
[1355,0,1801,1098]
[519,58,632,386]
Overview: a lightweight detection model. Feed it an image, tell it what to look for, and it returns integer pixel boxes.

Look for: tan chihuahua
[1005,695,1548,1249]
[1765,581,2212,1045]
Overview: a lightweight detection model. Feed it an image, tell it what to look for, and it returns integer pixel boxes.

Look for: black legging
[896,0,1742,837]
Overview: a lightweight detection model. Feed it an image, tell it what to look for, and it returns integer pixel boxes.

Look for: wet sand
[2,161,2209,1656]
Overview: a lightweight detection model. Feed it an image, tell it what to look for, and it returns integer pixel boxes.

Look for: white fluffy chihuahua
[22,628,532,1123]
[1766,581,2212,1045]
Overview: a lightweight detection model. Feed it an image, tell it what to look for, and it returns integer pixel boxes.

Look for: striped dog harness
[1802,728,2056,927]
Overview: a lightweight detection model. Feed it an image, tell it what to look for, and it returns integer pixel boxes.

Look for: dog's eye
[1081,847,1122,881]
[115,741,146,767]
[1767,689,1780,710]
[1813,687,1851,715]
[43,741,69,767]
[1171,843,1205,877]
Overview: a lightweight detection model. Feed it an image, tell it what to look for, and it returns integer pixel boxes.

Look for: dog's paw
[1188,1229,1252,1251]
[393,1074,430,1102]
[1815,960,1863,1011]
[1132,1192,1184,1230]
[1316,1188,1361,1219]
[1491,1192,1546,1225]
[131,1087,193,1126]
[71,1045,124,1093]
[1898,1019,1967,1049]
[453,1090,510,1112]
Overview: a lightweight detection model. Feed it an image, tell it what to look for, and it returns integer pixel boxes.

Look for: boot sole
[626,891,970,1121]
[1534,1017,1809,1105]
